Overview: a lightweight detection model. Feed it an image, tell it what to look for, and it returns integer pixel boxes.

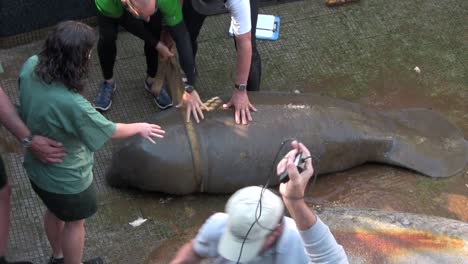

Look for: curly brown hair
[35,21,96,93]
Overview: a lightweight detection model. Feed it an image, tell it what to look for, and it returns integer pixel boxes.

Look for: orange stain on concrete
[445,193,468,222]
[335,228,465,262]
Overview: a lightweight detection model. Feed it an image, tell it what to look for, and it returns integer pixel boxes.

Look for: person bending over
[95,0,205,123]
[183,0,262,125]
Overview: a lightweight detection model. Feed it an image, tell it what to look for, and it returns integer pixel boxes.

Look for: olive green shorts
[0,157,7,189]
[30,180,98,222]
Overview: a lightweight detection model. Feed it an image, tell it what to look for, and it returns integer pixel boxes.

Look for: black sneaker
[144,80,173,110]
[94,81,116,111]
[47,256,64,264]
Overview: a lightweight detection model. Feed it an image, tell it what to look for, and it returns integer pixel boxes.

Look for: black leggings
[183,0,262,91]
[97,10,161,80]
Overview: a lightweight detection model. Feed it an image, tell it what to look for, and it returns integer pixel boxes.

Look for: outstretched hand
[276,141,314,200]
[176,90,208,123]
[137,123,165,144]
[223,90,257,125]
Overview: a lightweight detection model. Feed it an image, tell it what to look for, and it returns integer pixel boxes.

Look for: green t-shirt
[95,0,183,26]
[19,56,116,194]
[95,0,124,18]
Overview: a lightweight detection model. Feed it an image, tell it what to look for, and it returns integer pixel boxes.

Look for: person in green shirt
[1,63,66,264]
[94,0,207,124]
[19,21,166,264]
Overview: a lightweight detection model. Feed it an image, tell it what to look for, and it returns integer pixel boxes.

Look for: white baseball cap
[218,186,284,263]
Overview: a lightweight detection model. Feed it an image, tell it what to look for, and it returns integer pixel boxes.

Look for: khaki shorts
[30,180,98,222]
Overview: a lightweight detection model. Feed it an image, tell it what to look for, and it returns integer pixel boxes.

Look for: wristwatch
[184,85,195,94]
[235,83,247,91]
[21,135,33,149]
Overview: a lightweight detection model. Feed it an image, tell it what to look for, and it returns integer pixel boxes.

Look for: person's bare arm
[0,87,33,141]
[170,240,203,264]
[223,32,257,125]
[112,123,165,144]
[168,22,208,123]
[0,87,65,163]
[234,32,252,86]
[277,141,317,230]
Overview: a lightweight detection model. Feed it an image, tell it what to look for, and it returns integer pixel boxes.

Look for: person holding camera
[170,141,348,263]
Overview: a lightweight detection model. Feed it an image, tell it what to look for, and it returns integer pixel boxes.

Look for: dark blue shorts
[30,180,98,222]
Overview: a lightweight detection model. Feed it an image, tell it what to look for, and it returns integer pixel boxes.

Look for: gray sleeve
[193,213,227,258]
[299,216,349,264]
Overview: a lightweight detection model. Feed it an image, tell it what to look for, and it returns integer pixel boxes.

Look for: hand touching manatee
[223,90,257,125]
[136,123,165,144]
[176,90,209,123]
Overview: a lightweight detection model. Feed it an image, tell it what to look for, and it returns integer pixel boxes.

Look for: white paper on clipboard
[229,14,276,39]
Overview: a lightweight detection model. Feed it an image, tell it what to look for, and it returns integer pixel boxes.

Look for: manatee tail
[380,108,467,178]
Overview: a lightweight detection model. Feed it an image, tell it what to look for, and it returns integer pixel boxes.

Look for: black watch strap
[184,85,195,93]
[21,135,33,149]
[235,83,247,91]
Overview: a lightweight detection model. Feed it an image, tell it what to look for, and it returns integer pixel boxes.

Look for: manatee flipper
[381,108,467,178]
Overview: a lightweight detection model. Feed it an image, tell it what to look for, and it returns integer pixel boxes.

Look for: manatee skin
[106,92,468,194]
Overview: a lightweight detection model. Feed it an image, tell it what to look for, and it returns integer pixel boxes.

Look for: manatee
[106,92,467,194]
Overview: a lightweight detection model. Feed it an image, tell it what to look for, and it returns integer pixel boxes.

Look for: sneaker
[144,80,173,110]
[48,256,64,264]
[94,81,116,111]
[83,257,104,264]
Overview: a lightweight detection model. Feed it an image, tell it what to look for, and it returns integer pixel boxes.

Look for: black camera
[279,152,305,183]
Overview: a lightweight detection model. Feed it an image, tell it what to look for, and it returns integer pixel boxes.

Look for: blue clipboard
[229,15,280,41]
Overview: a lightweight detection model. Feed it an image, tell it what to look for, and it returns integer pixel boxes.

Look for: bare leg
[62,220,85,264]
[44,210,64,259]
[0,185,32,264]
[0,184,12,257]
